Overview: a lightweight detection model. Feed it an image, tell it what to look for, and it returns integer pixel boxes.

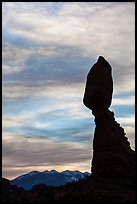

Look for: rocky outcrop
[83,56,135,178]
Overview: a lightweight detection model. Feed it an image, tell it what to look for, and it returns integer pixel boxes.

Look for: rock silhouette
[83,56,135,178]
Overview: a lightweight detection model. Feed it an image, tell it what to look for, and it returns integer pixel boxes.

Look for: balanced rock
[83,56,135,178]
[83,56,113,113]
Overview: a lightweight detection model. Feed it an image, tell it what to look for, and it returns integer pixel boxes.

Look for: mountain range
[10,170,90,190]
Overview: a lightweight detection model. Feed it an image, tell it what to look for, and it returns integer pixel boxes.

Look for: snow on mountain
[27,171,39,176]
[61,170,86,181]
[50,169,59,174]
[10,170,90,190]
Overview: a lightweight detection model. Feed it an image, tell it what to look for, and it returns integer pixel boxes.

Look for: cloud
[2,81,85,99]
[2,3,135,100]
[2,43,68,65]
[112,95,135,106]
[2,132,92,179]
[6,3,135,55]
[2,99,93,143]
[2,2,135,88]
[115,115,135,127]
[2,64,26,74]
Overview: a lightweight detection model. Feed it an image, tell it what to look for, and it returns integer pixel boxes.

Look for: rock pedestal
[83,56,135,178]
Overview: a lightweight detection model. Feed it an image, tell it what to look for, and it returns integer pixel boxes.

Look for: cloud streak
[2,132,92,179]
[3,2,135,85]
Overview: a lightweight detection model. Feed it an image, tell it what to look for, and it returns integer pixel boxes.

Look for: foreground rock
[2,176,135,202]
[83,56,135,178]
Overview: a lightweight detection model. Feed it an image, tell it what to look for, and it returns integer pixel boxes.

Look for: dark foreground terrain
[2,175,135,202]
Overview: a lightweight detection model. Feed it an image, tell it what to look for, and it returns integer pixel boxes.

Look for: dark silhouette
[83,56,135,178]
[83,56,113,112]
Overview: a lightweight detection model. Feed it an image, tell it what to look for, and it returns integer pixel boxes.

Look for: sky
[2,2,135,180]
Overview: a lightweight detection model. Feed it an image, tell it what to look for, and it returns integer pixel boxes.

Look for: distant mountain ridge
[10,170,90,190]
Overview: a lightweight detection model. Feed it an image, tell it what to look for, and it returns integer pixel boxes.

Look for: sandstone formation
[83,56,135,178]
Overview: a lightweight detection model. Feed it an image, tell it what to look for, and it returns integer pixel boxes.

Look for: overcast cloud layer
[2,2,135,179]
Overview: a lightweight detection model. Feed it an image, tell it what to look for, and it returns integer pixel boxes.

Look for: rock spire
[83,56,135,177]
